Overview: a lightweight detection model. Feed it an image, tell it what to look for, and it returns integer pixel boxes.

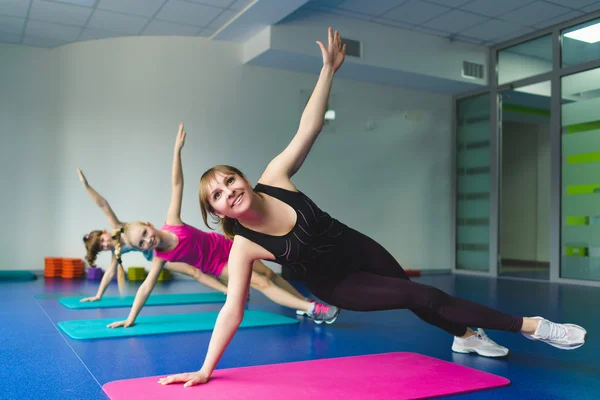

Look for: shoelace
[546,323,568,340]
[314,303,329,315]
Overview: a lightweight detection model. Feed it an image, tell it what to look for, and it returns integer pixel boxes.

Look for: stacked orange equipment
[61,258,84,278]
[44,257,85,279]
[44,257,63,278]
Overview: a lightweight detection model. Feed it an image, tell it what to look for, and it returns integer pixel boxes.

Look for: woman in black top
[159,27,587,388]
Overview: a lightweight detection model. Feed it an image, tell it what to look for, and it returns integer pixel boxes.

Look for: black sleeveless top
[234,183,347,275]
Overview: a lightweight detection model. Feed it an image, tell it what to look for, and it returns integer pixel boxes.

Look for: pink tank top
[154,223,232,277]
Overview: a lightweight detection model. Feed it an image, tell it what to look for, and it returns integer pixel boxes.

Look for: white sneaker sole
[296,310,309,316]
[451,344,509,358]
[313,310,340,325]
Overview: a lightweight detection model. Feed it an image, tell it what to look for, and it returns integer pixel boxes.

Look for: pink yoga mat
[103,352,510,400]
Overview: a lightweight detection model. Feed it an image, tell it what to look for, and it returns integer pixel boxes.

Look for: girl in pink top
[154,224,232,277]
[108,123,336,329]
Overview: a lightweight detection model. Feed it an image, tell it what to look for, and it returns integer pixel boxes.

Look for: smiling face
[83,229,114,266]
[99,231,114,251]
[124,221,160,251]
[206,172,254,219]
[198,165,252,228]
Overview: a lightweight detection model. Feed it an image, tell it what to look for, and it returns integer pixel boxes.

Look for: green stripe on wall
[566,184,600,195]
[502,104,551,117]
[566,216,589,225]
[565,120,600,134]
[566,153,600,164]
[565,246,588,257]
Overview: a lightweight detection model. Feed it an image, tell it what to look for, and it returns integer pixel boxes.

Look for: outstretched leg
[251,260,307,301]
[249,270,311,311]
[220,263,339,324]
[310,269,522,333]
[306,227,586,350]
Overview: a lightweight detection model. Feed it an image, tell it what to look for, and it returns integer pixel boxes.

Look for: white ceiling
[297,0,600,46]
[0,0,599,49]
[0,0,253,48]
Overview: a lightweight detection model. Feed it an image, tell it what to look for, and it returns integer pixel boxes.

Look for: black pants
[305,227,523,337]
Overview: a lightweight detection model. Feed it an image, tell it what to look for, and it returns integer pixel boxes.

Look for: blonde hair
[110,221,150,296]
[82,230,103,266]
[110,227,127,296]
[199,165,247,240]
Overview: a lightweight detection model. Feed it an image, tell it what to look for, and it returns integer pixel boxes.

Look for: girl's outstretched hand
[158,370,210,388]
[175,123,186,152]
[107,319,134,328]
[316,27,346,73]
[80,296,100,302]
[76,168,89,186]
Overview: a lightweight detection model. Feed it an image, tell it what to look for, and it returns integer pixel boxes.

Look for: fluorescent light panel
[564,22,600,44]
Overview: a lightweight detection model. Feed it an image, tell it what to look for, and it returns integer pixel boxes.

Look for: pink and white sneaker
[310,302,340,325]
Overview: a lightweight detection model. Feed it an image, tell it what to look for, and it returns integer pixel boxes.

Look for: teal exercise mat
[59,292,227,309]
[0,270,37,281]
[35,293,86,300]
[57,310,299,340]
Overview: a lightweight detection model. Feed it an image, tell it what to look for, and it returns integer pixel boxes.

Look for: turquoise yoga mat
[0,270,37,281]
[57,310,299,340]
[59,292,227,309]
[35,293,86,300]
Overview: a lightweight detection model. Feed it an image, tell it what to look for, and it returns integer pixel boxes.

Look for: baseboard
[501,259,549,268]
[418,269,452,276]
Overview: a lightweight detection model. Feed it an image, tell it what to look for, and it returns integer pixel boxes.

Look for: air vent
[342,38,361,58]
[462,61,484,79]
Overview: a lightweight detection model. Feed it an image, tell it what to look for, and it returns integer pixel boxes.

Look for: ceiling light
[564,22,600,44]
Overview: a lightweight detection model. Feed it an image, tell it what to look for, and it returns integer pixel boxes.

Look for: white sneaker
[522,317,587,350]
[452,328,509,358]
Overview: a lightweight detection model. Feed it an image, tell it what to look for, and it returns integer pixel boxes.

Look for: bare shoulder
[232,235,275,261]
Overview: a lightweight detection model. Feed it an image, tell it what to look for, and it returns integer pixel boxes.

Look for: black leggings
[305,228,523,337]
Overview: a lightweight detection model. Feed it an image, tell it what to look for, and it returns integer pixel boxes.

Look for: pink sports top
[154,223,232,277]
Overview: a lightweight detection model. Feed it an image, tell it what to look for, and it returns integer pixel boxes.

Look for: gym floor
[2,274,596,400]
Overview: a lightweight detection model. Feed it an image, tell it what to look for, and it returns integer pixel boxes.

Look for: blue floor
[500,269,550,280]
[1,274,597,400]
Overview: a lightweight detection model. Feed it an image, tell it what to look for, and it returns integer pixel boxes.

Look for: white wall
[1,35,453,273]
[0,43,60,270]
[501,120,550,262]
